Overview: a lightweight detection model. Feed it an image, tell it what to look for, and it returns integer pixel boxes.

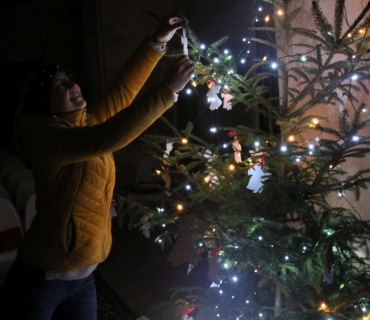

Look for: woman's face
[50,71,86,113]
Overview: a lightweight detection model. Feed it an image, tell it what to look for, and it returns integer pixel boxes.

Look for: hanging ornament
[221,92,234,110]
[158,167,172,197]
[230,131,242,163]
[182,307,195,320]
[246,163,271,193]
[329,157,346,169]
[210,281,221,288]
[231,139,242,163]
[187,263,195,275]
[206,251,221,284]
[164,141,174,158]
[336,88,348,111]
[182,28,188,55]
[140,214,150,238]
[167,215,203,267]
[206,82,222,110]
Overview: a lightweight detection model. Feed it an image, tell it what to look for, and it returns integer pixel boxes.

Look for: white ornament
[164,141,174,158]
[182,29,188,55]
[140,214,150,238]
[221,93,234,110]
[231,138,242,163]
[336,88,347,111]
[246,164,271,193]
[187,263,194,275]
[206,83,222,110]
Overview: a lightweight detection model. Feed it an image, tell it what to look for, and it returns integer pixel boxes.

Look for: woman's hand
[152,13,188,43]
[164,55,195,93]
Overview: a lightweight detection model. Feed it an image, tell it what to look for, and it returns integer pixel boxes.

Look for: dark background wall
[0,0,267,192]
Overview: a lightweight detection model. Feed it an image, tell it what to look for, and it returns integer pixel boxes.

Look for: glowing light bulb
[210,127,217,133]
[288,135,295,142]
[229,164,236,171]
[263,56,267,61]
[312,118,319,124]
[277,9,284,15]
[224,49,229,54]
[185,184,191,190]
[271,62,278,69]
[182,138,188,144]
[176,204,184,211]
[281,145,288,152]
[319,303,328,310]
[300,55,307,62]
[186,88,192,94]
[265,15,270,22]
[351,74,359,81]
[232,276,238,282]
[352,135,360,141]
[241,58,246,64]
[214,57,220,63]
[204,176,211,183]
[347,33,352,38]
[254,141,260,147]
[258,236,263,240]
[258,6,263,11]
[200,43,206,50]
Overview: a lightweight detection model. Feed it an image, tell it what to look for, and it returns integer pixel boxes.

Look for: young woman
[0,13,194,320]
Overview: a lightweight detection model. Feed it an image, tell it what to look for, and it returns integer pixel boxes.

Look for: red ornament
[182,307,195,315]
[329,158,346,169]
[210,246,223,256]
[229,130,237,138]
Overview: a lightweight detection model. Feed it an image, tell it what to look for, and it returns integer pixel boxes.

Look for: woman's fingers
[164,56,195,93]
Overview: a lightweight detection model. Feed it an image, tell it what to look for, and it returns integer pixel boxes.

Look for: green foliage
[121,1,370,319]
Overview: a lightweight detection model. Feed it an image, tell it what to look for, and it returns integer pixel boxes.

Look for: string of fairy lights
[142,2,370,319]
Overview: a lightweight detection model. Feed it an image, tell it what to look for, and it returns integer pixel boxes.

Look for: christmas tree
[119,1,370,319]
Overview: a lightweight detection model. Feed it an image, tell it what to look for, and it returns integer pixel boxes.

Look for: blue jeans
[0,258,97,320]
